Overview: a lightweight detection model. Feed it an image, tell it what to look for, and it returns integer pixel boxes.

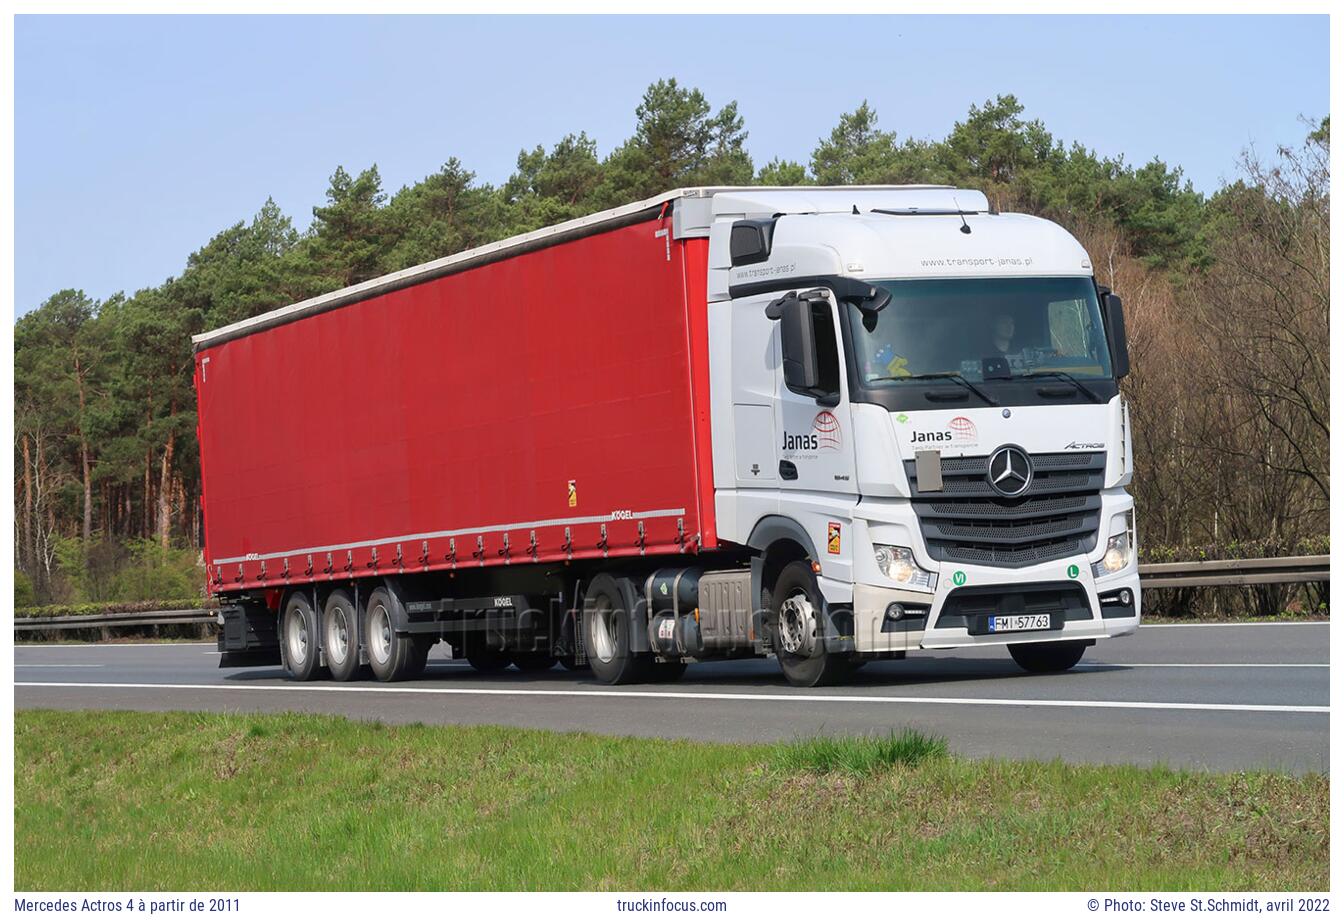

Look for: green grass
[15,710,1328,891]
[772,728,948,774]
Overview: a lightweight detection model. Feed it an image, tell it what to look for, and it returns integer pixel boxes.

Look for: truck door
[773,291,859,577]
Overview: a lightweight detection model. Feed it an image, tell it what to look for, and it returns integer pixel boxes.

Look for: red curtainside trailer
[196,205,715,595]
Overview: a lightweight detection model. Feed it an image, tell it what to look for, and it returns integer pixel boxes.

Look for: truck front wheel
[1008,640,1088,674]
[280,592,323,681]
[364,587,420,682]
[770,561,853,688]
[582,574,650,685]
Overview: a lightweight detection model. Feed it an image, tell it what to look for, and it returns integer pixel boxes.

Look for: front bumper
[852,566,1141,653]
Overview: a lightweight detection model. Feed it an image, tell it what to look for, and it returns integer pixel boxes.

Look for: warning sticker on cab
[567,480,577,508]
[827,522,841,555]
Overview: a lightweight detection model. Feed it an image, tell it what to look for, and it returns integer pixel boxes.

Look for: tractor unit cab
[697,186,1139,672]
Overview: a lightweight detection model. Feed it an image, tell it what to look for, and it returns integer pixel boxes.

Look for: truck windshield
[845,277,1114,387]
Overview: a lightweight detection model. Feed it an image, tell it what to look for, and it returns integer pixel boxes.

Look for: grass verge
[15,709,1328,891]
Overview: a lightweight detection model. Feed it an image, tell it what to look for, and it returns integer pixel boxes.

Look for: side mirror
[778,295,821,392]
[1101,292,1130,379]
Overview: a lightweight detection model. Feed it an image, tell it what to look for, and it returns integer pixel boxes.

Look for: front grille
[905,451,1105,568]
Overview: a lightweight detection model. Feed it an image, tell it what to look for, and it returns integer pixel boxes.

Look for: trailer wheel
[770,561,853,688]
[281,592,323,681]
[1008,640,1088,674]
[583,574,650,685]
[322,589,361,682]
[363,586,416,682]
[510,652,557,672]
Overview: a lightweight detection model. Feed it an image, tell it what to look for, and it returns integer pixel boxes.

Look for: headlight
[1091,529,1134,578]
[873,544,937,592]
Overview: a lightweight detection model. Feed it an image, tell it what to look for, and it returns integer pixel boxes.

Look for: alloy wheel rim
[330,606,349,662]
[777,592,816,656]
[590,598,618,663]
[286,609,309,665]
[370,604,392,664]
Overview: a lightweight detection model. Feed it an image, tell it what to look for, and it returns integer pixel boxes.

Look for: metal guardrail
[1137,555,1330,590]
[10,556,1331,633]
[14,608,217,633]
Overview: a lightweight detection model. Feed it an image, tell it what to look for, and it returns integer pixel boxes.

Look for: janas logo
[782,411,844,453]
[910,416,978,445]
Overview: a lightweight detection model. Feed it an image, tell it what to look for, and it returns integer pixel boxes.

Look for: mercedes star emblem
[988,445,1032,497]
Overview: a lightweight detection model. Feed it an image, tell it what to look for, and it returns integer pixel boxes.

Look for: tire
[363,586,417,682]
[582,574,651,685]
[1009,640,1088,674]
[770,560,853,688]
[281,592,322,681]
[510,651,557,672]
[322,589,361,682]
[465,642,511,673]
[407,637,433,678]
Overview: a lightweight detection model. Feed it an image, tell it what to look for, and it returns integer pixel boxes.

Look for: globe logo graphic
[949,416,977,441]
[813,411,842,451]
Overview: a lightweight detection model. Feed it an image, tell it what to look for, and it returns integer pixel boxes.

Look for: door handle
[779,460,798,480]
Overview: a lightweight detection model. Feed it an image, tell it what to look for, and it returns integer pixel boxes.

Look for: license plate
[987,613,1053,633]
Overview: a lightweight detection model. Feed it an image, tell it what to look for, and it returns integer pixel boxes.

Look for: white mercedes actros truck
[201,185,1140,688]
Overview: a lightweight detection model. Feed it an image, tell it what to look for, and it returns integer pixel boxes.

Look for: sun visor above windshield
[710,187,991,220]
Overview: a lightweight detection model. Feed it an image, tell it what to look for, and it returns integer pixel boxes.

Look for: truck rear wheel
[322,589,361,681]
[1009,640,1088,674]
[770,561,853,688]
[281,592,323,681]
[583,574,651,685]
[364,586,417,682]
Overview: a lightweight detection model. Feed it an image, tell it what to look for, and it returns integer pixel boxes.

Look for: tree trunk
[80,440,93,545]
[157,413,176,550]
[74,352,93,546]
[143,447,152,539]
[21,433,34,574]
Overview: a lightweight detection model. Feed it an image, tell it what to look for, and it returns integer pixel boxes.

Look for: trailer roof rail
[191,184,978,350]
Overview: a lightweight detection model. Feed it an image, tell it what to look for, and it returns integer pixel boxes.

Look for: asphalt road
[16,622,1329,774]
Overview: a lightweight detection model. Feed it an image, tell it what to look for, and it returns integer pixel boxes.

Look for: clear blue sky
[15,14,1328,316]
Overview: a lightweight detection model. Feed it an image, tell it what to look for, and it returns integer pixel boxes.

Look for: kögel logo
[782,411,843,453]
[987,445,1032,497]
[911,415,978,445]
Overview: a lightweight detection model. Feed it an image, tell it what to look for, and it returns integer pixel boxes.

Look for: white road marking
[14,681,1328,715]
[1142,621,1328,628]
[1077,662,1328,669]
[14,664,104,668]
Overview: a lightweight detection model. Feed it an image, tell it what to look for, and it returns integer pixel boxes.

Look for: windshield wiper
[1021,370,1102,403]
[869,372,1000,406]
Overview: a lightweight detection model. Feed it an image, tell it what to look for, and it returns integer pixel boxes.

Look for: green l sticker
[1067,564,1080,578]
[952,570,967,586]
